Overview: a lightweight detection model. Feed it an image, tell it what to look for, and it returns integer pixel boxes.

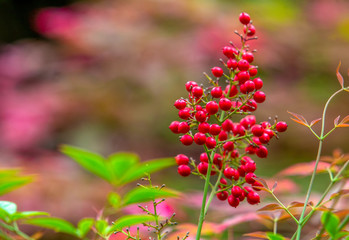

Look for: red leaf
[219,212,259,231]
[287,201,313,209]
[337,124,349,128]
[334,115,341,126]
[339,115,349,124]
[244,231,269,239]
[258,203,283,212]
[330,189,349,200]
[277,161,334,176]
[336,61,344,88]
[287,111,309,127]
[310,118,321,127]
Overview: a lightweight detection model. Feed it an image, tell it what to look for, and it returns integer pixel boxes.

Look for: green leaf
[334,231,349,239]
[95,219,108,236]
[60,145,111,182]
[0,201,17,215]
[12,211,50,221]
[25,217,77,236]
[321,211,340,238]
[77,218,94,238]
[108,192,122,209]
[0,177,33,196]
[108,152,139,184]
[122,187,179,206]
[108,215,155,234]
[119,158,175,185]
[266,232,285,240]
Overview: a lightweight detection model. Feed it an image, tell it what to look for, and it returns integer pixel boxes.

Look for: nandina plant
[169,12,288,239]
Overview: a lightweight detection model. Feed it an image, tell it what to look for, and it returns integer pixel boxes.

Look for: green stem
[204,169,224,216]
[270,191,299,224]
[295,88,344,240]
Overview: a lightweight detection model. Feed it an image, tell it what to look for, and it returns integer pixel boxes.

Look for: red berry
[252,181,263,191]
[222,46,237,58]
[206,101,219,115]
[244,24,256,37]
[259,133,270,144]
[223,141,235,152]
[231,186,243,198]
[200,153,208,163]
[242,52,254,63]
[239,12,251,25]
[223,167,234,180]
[256,145,268,158]
[254,91,266,103]
[198,122,210,133]
[217,191,229,201]
[245,145,257,154]
[228,195,240,207]
[245,172,256,184]
[233,124,245,136]
[175,154,189,165]
[251,124,264,137]
[249,67,258,76]
[195,111,207,122]
[218,131,228,141]
[237,71,250,83]
[220,178,227,186]
[237,165,246,177]
[264,128,275,139]
[231,150,239,159]
[245,162,256,173]
[245,99,257,112]
[194,132,206,145]
[219,98,232,111]
[247,191,260,205]
[276,121,288,132]
[185,81,198,92]
[237,59,250,71]
[178,108,191,120]
[253,78,263,90]
[192,86,204,98]
[197,162,208,175]
[261,121,271,129]
[225,85,238,97]
[180,135,193,146]
[169,121,180,134]
[240,83,247,94]
[227,58,238,69]
[211,87,223,98]
[205,137,217,149]
[174,99,187,110]
[244,186,253,193]
[211,67,224,77]
[209,124,221,136]
[244,80,255,93]
[222,119,234,132]
[178,165,191,177]
[178,122,190,133]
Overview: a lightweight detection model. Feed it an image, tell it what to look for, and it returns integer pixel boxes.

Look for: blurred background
[0,0,348,239]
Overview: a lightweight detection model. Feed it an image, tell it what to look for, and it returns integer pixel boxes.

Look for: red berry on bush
[227,58,238,69]
[223,141,235,152]
[264,128,275,139]
[231,186,243,198]
[261,121,271,129]
[205,137,217,149]
[178,122,190,133]
[245,172,256,184]
[237,71,250,83]
[209,124,221,135]
[245,162,256,173]
[178,165,191,177]
[249,67,258,76]
[200,153,208,163]
[259,133,270,144]
[222,46,237,58]
[206,101,219,115]
[244,24,256,36]
[219,98,232,111]
[251,124,264,137]
[197,162,208,175]
[256,145,268,158]
[237,59,250,71]
[242,52,254,63]
[252,181,263,191]
[247,191,260,205]
[192,86,204,98]
[211,87,223,98]
[218,130,228,141]
[253,78,263,90]
[174,99,187,110]
[276,121,288,132]
[244,80,255,93]
[228,195,240,207]
[225,85,238,97]
[233,124,246,136]
[211,67,224,77]
[178,108,191,120]
[198,122,210,133]
[169,121,180,134]
[194,132,206,145]
[185,81,198,92]
[254,91,266,103]
[195,110,207,122]
[237,165,246,177]
[239,12,251,25]
[217,191,229,201]
[175,154,189,165]
[180,135,193,146]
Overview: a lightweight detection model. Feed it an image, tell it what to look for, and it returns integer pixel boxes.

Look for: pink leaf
[277,161,334,176]
[336,61,344,88]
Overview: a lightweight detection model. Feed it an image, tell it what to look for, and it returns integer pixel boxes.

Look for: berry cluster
[170,13,287,208]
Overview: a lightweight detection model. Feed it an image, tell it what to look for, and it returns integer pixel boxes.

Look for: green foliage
[110,215,155,233]
[77,218,95,238]
[266,232,285,240]
[321,212,349,240]
[0,169,33,196]
[24,217,78,236]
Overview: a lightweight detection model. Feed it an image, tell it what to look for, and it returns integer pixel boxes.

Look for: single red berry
[194,132,206,145]
[191,86,204,98]
[223,141,235,152]
[220,178,227,186]
[195,110,207,122]
[222,119,234,132]
[219,98,232,111]
[175,154,189,165]
[217,191,229,201]
[209,124,221,135]
[245,172,256,184]
[237,59,250,71]
[245,144,257,154]
[239,12,251,25]
[249,67,258,76]
[256,145,268,158]
[261,121,271,129]
[231,186,243,198]
[251,124,264,137]
[247,191,260,205]
[245,162,256,173]
[264,128,275,139]
[197,162,208,175]
[253,78,263,90]
[211,87,223,98]
[178,165,191,177]
[178,122,190,133]
[241,156,253,165]
[169,121,180,134]
[244,24,256,36]
[242,52,254,63]
[225,85,238,97]
[259,133,270,144]
[244,99,257,112]
[213,153,222,165]
[227,58,238,69]
[244,80,255,93]
[178,108,191,120]
[185,81,198,92]
[180,135,193,146]
[228,195,240,207]
[276,121,288,132]
[218,130,228,141]
[206,101,219,115]
[205,137,217,149]
[174,99,187,110]
[198,122,210,133]
[223,167,234,180]
[231,150,240,159]
[233,124,246,136]
[252,137,262,145]
[237,165,246,177]
[237,71,250,83]
[222,46,237,58]
[244,186,253,193]
[200,153,208,163]
[211,67,224,77]
[254,91,266,103]
[240,83,247,94]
